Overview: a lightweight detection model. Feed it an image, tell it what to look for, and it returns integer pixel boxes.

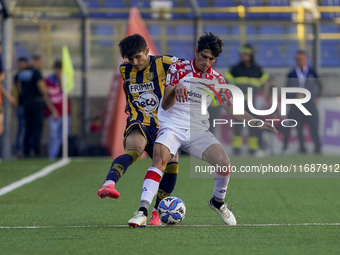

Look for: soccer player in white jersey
[128,32,279,227]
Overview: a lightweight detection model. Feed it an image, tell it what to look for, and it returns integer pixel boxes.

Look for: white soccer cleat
[208,198,237,226]
[128,211,147,228]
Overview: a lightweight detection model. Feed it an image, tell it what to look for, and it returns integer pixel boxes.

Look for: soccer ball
[157,196,186,225]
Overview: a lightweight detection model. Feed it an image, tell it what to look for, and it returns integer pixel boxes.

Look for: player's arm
[162,86,177,110]
[162,83,188,110]
[37,79,60,119]
[223,104,278,134]
[122,81,130,115]
[258,69,269,92]
[0,72,16,105]
[162,63,188,110]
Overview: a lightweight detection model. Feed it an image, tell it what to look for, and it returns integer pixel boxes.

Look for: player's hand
[125,105,130,115]
[258,121,279,135]
[161,77,166,83]
[174,84,188,103]
[52,110,60,120]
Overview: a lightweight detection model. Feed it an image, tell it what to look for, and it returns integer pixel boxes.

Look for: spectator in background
[254,77,282,155]
[13,57,29,158]
[225,44,269,155]
[45,59,71,159]
[16,53,59,157]
[283,50,322,154]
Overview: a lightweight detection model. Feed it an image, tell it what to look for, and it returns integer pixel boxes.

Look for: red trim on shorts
[144,170,162,182]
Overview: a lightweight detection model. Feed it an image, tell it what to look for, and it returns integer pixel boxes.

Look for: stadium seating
[213,0,238,19]
[92,24,114,46]
[320,24,340,33]
[256,42,285,67]
[259,25,285,35]
[105,1,128,19]
[242,0,268,19]
[320,0,340,19]
[166,25,194,35]
[14,42,30,61]
[82,0,340,69]
[147,25,161,36]
[268,0,291,20]
[321,41,340,67]
[203,25,229,35]
[167,40,195,60]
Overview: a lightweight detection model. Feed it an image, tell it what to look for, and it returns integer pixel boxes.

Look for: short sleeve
[165,63,180,87]
[217,75,233,106]
[0,56,3,73]
[34,69,43,81]
[162,55,182,73]
[119,64,127,80]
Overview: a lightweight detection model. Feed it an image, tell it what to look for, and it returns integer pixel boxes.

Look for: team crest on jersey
[146,72,154,81]
[132,92,159,117]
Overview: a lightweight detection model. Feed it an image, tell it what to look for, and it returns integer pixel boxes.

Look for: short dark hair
[197,32,224,58]
[18,57,28,63]
[296,49,308,56]
[53,59,62,69]
[119,34,147,59]
[32,52,43,61]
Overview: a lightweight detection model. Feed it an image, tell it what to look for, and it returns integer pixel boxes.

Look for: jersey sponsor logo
[166,74,171,84]
[132,92,159,117]
[18,70,33,81]
[146,72,154,81]
[129,82,155,93]
[188,91,202,99]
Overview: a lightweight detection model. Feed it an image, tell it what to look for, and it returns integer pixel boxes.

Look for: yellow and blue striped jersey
[120,55,180,128]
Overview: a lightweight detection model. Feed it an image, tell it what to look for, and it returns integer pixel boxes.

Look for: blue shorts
[124,120,158,158]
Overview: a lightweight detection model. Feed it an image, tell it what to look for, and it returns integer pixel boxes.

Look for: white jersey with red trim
[158,59,233,130]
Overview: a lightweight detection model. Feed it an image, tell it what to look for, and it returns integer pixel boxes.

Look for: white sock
[140,167,163,210]
[213,172,230,201]
[103,180,116,186]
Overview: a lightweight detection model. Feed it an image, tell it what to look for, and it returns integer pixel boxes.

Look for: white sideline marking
[0,223,339,229]
[0,158,70,197]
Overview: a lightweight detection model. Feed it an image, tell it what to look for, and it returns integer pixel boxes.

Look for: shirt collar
[295,65,308,73]
[191,58,212,74]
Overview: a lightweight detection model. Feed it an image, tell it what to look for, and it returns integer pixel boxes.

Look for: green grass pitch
[0,156,339,254]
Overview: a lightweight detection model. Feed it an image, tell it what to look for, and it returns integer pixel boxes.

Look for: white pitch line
[0,158,70,197]
[0,223,339,229]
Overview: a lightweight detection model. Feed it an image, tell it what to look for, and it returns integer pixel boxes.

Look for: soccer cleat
[208,198,237,226]
[128,211,147,228]
[149,211,162,225]
[96,184,120,200]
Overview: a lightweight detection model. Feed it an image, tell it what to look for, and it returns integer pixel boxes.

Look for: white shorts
[155,127,221,160]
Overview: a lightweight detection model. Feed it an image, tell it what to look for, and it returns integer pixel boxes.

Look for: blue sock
[154,162,178,210]
[105,150,140,184]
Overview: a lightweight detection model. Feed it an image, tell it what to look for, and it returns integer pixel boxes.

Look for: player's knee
[216,155,230,169]
[170,153,179,163]
[152,155,168,172]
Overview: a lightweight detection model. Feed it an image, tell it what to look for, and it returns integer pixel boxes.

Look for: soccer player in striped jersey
[97,34,181,225]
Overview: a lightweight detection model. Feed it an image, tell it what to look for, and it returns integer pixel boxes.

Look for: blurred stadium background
[1,0,340,159]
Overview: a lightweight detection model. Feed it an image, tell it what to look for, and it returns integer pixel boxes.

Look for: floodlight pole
[1,0,12,160]
[75,0,90,149]
[312,21,320,73]
[190,0,201,48]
